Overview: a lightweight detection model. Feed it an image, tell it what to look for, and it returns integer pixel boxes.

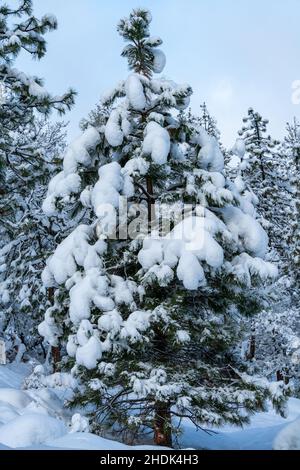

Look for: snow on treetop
[117,8,153,41]
[117,8,166,77]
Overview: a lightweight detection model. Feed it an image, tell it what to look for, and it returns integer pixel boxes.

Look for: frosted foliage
[98,309,123,334]
[125,74,146,111]
[195,128,224,172]
[44,225,96,285]
[105,108,131,147]
[150,79,191,111]
[101,80,125,105]
[9,68,50,100]
[92,162,124,213]
[69,270,109,324]
[76,338,102,370]
[42,171,81,216]
[28,81,49,99]
[232,138,246,158]
[120,310,152,342]
[43,127,100,215]
[91,162,134,231]
[139,207,274,290]
[142,121,170,165]
[177,251,206,290]
[227,253,278,287]
[38,310,60,347]
[63,127,101,174]
[221,207,268,258]
[139,215,225,290]
[66,335,78,358]
[123,157,149,177]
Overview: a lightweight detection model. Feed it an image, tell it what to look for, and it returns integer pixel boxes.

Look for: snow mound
[0,389,32,409]
[47,432,130,450]
[0,364,30,389]
[0,364,300,450]
[46,432,169,450]
[0,402,20,425]
[273,418,300,450]
[0,413,66,448]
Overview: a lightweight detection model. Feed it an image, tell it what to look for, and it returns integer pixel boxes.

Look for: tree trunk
[276,370,289,385]
[146,179,172,446]
[276,370,283,382]
[247,334,256,360]
[154,402,172,447]
[146,175,155,228]
[51,346,61,372]
[48,287,60,371]
[259,152,266,181]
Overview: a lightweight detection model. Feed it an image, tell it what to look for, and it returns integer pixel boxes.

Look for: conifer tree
[0,0,75,182]
[0,0,75,358]
[236,109,288,250]
[198,102,220,140]
[230,113,298,381]
[39,9,285,446]
[284,118,300,287]
[0,118,67,359]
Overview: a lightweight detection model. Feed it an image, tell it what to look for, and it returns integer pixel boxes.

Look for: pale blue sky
[16,0,300,146]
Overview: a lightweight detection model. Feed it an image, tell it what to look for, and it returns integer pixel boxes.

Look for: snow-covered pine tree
[39,9,285,446]
[198,102,220,140]
[0,0,75,179]
[236,108,291,256]
[229,113,298,381]
[248,307,300,387]
[284,118,300,288]
[0,118,68,360]
[0,0,75,359]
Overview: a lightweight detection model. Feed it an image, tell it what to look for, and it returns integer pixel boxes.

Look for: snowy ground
[0,363,299,450]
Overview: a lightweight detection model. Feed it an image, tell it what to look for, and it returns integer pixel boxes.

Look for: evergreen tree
[229,113,298,382]
[198,102,220,140]
[236,108,291,255]
[248,307,300,388]
[0,0,75,358]
[0,0,75,181]
[39,9,285,446]
[0,118,67,359]
[284,118,300,287]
